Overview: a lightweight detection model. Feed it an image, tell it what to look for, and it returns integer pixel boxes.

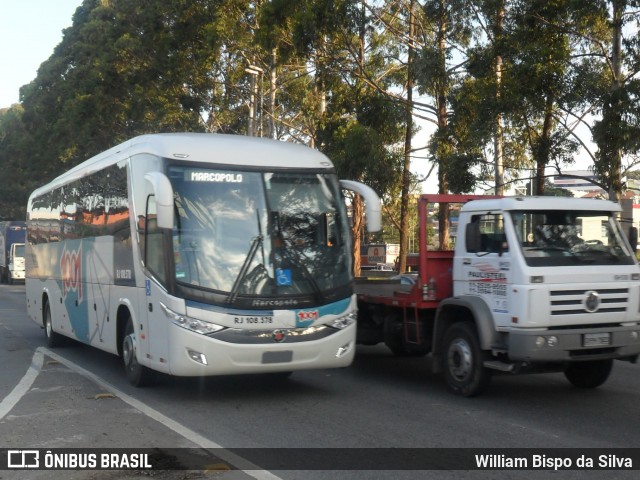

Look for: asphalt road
[0,283,639,480]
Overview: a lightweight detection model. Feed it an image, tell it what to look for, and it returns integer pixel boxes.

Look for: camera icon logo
[7,450,40,468]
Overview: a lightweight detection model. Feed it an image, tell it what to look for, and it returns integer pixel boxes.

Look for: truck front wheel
[564,359,613,388]
[441,322,491,396]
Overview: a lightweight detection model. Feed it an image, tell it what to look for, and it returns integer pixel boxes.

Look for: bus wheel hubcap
[123,334,135,367]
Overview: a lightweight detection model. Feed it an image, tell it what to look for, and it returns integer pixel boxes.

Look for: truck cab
[438,196,640,394]
[0,221,26,284]
[8,242,25,284]
[356,195,640,396]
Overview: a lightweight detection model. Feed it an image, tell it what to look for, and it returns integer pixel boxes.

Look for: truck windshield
[168,166,351,302]
[510,210,636,267]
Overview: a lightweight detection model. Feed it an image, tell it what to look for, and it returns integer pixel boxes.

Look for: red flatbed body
[355,194,496,310]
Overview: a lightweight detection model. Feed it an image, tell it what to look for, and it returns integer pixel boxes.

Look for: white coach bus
[26,133,381,386]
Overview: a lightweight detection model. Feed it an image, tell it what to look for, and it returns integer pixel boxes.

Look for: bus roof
[30,133,336,197]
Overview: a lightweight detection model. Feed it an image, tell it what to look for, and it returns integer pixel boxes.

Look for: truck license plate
[583,332,611,347]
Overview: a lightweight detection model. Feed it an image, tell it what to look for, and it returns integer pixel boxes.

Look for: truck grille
[549,288,628,316]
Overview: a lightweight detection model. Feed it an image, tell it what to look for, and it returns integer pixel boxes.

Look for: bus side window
[145,195,166,285]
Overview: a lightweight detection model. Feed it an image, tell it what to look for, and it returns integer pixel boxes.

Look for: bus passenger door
[137,193,172,372]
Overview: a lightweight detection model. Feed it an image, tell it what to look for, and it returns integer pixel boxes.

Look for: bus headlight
[160,302,225,335]
[327,312,357,330]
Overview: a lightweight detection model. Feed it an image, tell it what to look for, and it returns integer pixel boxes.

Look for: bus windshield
[510,210,636,267]
[168,166,351,302]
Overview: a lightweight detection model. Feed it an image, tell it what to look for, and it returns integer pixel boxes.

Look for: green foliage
[0,105,32,218]
[1,0,640,232]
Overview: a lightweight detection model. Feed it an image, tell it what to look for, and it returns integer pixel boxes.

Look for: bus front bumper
[165,322,356,376]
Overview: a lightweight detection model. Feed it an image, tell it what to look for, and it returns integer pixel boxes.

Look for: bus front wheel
[122,317,152,387]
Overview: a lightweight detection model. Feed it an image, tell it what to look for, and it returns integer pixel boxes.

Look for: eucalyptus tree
[18,0,235,181]
[587,0,640,200]
[447,0,545,196]
[0,105,31,219]
[414,0,475,248]
[503,0,582,195]
[259,0,407,274]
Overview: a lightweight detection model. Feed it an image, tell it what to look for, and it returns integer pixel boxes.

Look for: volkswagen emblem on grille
[584,291,600,313]
[272,329,287,343]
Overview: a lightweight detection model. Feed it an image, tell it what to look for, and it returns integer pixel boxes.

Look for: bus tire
[441,321,491,397]
[564,359,613,389]
[44,300,65,348]
[122,317,152,387]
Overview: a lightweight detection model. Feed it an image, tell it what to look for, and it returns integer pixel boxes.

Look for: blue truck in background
[0,221,26,284]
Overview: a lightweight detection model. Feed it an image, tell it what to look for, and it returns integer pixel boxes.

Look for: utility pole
[245,65,263,137]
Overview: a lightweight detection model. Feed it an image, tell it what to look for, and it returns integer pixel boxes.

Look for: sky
[0,0,83,108]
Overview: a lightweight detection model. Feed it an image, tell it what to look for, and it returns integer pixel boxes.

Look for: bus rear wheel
[44,300,65,348]
[122,317,153,387]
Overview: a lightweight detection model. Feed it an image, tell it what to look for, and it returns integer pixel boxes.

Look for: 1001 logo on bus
[61,245,83,303]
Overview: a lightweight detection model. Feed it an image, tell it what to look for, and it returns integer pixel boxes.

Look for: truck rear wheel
[441,321,491,396]
[564,359,613,388]
[383,312,428,357]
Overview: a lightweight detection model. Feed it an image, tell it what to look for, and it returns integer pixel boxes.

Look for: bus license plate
[583,332,610,347]
[233,315,273,325]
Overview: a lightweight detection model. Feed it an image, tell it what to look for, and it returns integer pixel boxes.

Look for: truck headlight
[160,302,225,335]
[536,335,559,348]
[327,312,357,330]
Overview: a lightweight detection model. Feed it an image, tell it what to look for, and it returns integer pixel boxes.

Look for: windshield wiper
[227,210,265,305]
[227,233,263,305]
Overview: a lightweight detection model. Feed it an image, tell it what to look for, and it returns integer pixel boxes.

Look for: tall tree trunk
[534,96,554,195]
[350,0,368,278]
[437,0,450,249]
[494,0,505,196]
[268,48,277,139]
[352,195,364,277]
[399,0,414,272]
[607,0,624,201]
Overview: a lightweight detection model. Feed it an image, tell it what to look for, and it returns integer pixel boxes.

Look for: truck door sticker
[468,262,508,313]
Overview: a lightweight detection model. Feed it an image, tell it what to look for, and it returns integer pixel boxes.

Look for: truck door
[459,213,512,327]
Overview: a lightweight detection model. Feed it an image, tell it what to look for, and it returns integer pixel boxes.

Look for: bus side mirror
[339,180,382,232]
[144,172,175,229]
